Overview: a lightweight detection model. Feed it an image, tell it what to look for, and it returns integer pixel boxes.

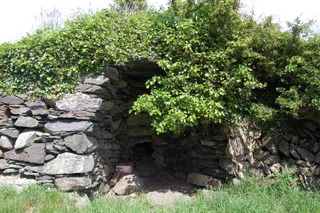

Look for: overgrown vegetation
[1,170,320,212]
[0,0,319,134]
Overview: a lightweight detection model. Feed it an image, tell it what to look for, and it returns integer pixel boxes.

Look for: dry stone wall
[1,64,320,193]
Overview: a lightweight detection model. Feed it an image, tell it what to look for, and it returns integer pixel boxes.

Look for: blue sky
[0,0,319,43]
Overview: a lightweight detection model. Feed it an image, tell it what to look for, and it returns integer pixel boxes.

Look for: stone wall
[1,64,320,193]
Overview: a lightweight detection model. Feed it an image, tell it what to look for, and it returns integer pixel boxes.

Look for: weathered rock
[0,105,10,118]
[0,96,24,105]
[0,128,20,138]
[265,141,278,154]
[101,66,119,84]
[219,158,236,174]
[44,120,94,135]
[0,119,13,128]
[55,177,92,191]
[31,109,49,116]
[59,111,102,121]
[263,155,280,165]
[75,84,110,96]
[278,141,291,157]
[207,178,224,187]
[4,143,46,164]
[0,149,3,158]
[26,100,47,109]
[14,130,38,149]
[83,74,110,86]
[55,93,102,112]
[254,149,270,160]
[14,117,39,128]
[112,174,144,195]
[0,135,14,150]
[64,133,98,154]
[45,154,56,162]
[290,149,301,160]
[296,148,315,162]
[127,114,150,126]
[25,153,95,175]
[0,159,8,170]
[270,163,282,173]
[10,107,30,115]
[187,173,210,186]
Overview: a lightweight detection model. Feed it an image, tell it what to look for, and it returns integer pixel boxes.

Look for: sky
[0,0,319,43]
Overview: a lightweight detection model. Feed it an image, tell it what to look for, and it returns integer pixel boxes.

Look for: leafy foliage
[0,0,319,134]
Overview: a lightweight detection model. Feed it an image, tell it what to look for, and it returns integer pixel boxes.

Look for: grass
[1,170,320,213]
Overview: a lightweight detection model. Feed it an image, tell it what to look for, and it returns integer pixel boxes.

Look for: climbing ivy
[0,0,319,134]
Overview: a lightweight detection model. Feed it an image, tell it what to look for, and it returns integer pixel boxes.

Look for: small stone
[112,174,144,195]
[45,154,56,161]
[3,168,19,174]
[207,178,224,187]
[263,155,280,165]
[0,119,13,128]
[14,130,39,149]
[290,149,301,160]
[5,143,46,164]
[254,149,270,160]
[101,101,115,111]
[219,158,236,174]
[0,159,8,170]
[75,84,111,96]
[55,177,92,191]
[187,173,210,187]
[64,133,98,154]
[296,148,315,162]
[14,117,39,128]
[0,136,14,150]
[231,178,241,186]
[0,128,20,138]
[270,163,282,173]
[265,141,278,154]
[10,107,30,115]
[0,105,10,118]
[278,141,290,157]
[249,168,265,178]
[83,74,110,86]
[101,66,119,84]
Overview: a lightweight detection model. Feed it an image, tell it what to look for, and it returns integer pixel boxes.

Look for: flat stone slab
[0,96,24,105]
[25,153,95,175]
[14,117,39,128]
[64,133,98,154]
[44,120,94,135]
[0,128,20,138]
[5,143,46,164]
[55,93,102,112]
[55,177,92,191]
[187,173,210,187]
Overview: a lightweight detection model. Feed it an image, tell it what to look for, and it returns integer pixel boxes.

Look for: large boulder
[55,177,92,191]
[44,120,94,135]
[25,153,95,175]
[4,143,46,164]
[64,133,98,154]
[55,93,102,112]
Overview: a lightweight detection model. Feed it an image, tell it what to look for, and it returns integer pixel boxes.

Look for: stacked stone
[0,66,129,193]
